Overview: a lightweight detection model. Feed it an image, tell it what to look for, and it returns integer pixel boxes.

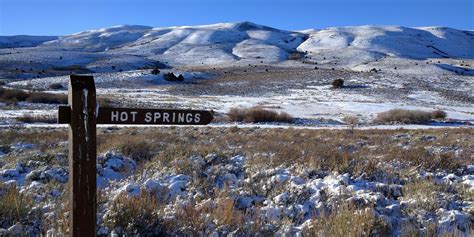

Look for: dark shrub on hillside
[151,67,160,75]
[228,107,294,123]
[0,81,6,86]
[375,109,443,124]
[164,72,177,81]
[164,72,184,82]
[332,79,344,88]
[49,83,64,90]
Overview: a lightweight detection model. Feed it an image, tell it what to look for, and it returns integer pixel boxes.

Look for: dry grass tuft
[401,179,452,213]
[0,184,36,228]
[104,190,164,235]
[228,107,294,123]
[0,87,29,103]
[342,115,359,131]
[431,109,447,120]
[305,204,389,236]
[0,87,67,104]
[375,109,446,124]
[26,92,68,104]
[100,136,155,163]
[16,114,57,124]
[171,195,246,235]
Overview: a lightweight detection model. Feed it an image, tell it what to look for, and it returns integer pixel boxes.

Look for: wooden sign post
[59,75,213,236]
[67,75,97,237]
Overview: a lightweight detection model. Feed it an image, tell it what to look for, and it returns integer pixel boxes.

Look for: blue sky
[0,0,473,35]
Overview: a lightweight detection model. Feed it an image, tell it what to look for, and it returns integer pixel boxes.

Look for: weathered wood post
[66,75,97,236]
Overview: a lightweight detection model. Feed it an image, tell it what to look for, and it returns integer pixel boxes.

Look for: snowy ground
[1,65,473,127]
[0,127,472,235]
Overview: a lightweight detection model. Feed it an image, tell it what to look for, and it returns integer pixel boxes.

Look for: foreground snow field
[0,127,472,235]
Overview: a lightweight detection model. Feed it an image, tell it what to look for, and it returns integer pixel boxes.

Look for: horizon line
[2,21,473,37]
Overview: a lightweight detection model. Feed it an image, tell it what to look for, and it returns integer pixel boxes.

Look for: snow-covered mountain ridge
[2,22,473,59]
[0,21,473,77]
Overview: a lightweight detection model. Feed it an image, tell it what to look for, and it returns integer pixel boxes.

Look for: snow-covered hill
[298,26,474,59]
[0,35,58,48]
[0,21,473,78]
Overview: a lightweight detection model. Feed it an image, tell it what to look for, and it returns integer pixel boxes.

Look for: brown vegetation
[0,184,36,228]
[305,204,387,236]
[342,115,359,131]
[431,109,447,120]
[16,114,57,124]
[332,79,344,88]
[104,190,164,235]
[375,109,447,124]
[0,87,67,104]
[228,107,294,123]
[0,127,471,235]
[92,127,473,176]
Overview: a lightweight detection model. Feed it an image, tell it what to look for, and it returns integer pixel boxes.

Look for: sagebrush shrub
[164,73,184,82]
[26,93,67,104]
[16,114,56,123]
[332,79,344,88]
[118,138,154,162]
[306,204,385,236]
[0,87,67,104]
[151,68,160,75]
[431,109,447,120]
[228,107,294,123]
[104,190,164,235]
[375,109,436,124]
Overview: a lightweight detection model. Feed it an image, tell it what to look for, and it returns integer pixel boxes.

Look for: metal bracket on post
[67,75,97,237]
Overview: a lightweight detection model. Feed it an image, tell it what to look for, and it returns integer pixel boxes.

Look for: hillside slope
[0,22,473,78]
